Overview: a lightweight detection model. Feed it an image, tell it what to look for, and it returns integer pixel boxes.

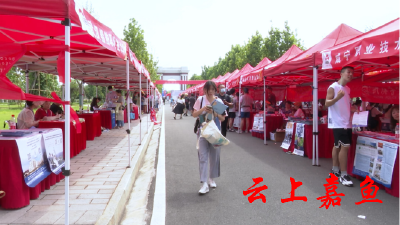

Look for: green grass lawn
[0,102,89,130]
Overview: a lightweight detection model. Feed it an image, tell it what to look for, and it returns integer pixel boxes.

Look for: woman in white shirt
[17,101,41,129]
[192,81,226,194]
[293,102,305,118]
[172,96,186,119]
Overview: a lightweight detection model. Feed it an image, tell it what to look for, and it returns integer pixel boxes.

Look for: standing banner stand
[126,56,131,168]
[63,17,71,225]
[312,66,320,166]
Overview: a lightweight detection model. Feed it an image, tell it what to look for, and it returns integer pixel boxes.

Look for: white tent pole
[25,65,29,93]
[139,65,142,145]
[96,85,98,97]
[312,66,320,166]
[238,80,242,132]
[126,58,131,168]
[147,79,149,131]
[63,18,71,225]
[263,76,267,145]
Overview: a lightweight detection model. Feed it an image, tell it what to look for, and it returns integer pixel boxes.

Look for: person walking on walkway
[192,81,226,194]
[217,84,232,137]
[325,66,356,187]
[173,95,185,119]
[238,88,253,133]
[228,90,238,132]
[189,93,196,116]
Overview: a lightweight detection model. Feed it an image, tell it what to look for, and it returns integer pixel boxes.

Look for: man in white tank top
[325,66,356,187]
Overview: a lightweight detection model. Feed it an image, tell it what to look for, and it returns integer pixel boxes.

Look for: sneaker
[329,170,341,178]
[340,174,354,187]
[245,130,249,133]
[236,130,242,134]
[208,178,217,188]
[199,182,209,194]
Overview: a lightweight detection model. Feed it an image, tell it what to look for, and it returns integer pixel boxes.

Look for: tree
[199,21,303,80]
[123,18,161,92]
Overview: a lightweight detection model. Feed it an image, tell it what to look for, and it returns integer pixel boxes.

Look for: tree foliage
[197,21,303,80]
[123,18,161,92]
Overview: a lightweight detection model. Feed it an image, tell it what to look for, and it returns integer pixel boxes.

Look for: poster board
[353,136,398,188]
[293,123,305,156]
[281,122,294,149]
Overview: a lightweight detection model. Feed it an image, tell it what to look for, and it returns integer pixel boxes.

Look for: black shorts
[333,128,352,148]
[228,112,236,118]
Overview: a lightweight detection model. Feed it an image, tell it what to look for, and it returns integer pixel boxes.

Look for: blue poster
[16,133,51,188]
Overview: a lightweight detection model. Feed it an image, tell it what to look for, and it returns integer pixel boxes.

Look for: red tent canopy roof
[264,23,363,77]
[226,63,253,88]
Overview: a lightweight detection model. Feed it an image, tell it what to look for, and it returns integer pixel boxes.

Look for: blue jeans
[116,120,124,127]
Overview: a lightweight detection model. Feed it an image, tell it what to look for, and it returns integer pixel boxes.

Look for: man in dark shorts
[217,84,233,137]
[325,66,356,187]
[184,93,190,116]
[228,89,238,132]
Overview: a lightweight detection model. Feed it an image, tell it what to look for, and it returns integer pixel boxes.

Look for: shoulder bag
[194,97,203,134]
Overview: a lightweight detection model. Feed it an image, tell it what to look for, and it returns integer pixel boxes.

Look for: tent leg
[263,76,267,145]
[63,18,71,225]
[147,79,149,132]
[126,58,131,168]
[96,86,98,97]
[238,83,241,132]
[312,66,320,166]
[139,66,142,145]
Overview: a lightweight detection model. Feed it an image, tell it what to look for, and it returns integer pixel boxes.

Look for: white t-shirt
[327,82,351,129]
[294,108,305,118]
[177,99,185,104]
[143,98,148,105]
[231,95,238,112]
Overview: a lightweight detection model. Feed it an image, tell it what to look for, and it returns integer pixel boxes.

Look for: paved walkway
[162,106,399,225]
[0,115,151,225]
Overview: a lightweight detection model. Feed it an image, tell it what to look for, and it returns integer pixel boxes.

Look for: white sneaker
[198,182,209,194]
[208,178,217,188]
[236,130,242,134]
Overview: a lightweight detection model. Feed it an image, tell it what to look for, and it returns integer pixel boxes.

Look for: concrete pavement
[163,106,399,225]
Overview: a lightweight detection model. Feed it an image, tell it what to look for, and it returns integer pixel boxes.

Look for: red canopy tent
[226,63,254,89]
[0,1,155,221]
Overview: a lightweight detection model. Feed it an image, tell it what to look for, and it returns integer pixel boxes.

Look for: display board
[293,123,305,156]
[353,136,399,188]
[281,122,294,149]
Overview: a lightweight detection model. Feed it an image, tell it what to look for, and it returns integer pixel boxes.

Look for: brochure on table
[353,136,398,188]
[293,123,305,156]
[1,129,65,188]
[281,122,294,149]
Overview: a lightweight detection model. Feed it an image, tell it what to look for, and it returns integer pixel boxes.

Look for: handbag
[197,113,230,148]
[130,112,135,120]
[194,97,203,134]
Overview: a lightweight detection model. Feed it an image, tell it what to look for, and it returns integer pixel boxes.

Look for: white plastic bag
[198,113,230,148]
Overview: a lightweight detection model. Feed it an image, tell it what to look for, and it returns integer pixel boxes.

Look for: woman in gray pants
[192,81,226,194]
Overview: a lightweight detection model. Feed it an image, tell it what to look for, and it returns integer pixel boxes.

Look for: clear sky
[76,0,399,79]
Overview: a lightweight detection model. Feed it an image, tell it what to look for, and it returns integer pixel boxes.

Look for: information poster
[42,129,65,175]
[281,122,294,149]
[293,123,305,156]
[16,133,52,188]
[353,136,398,188]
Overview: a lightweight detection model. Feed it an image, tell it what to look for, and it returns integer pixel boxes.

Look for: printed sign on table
[293,123,305,156]
[281,122,294,149]
[42,129,65,175]
[353,136,398,188]
[15,133,51,188]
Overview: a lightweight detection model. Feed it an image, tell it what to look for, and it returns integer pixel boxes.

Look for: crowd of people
[174,66,399,195]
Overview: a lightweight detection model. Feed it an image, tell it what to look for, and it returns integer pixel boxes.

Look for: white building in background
[157,67,189,91]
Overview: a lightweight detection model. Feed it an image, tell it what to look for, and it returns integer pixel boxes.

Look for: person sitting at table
[367,102,382,131]
[282,101,293,116]
[90,97,101,111]
[293,102,305,118]
[35,101,60,121]
[390,105,399,133]
[50,102,63,115]
[265,101,275,114]
[17,101,40,129]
